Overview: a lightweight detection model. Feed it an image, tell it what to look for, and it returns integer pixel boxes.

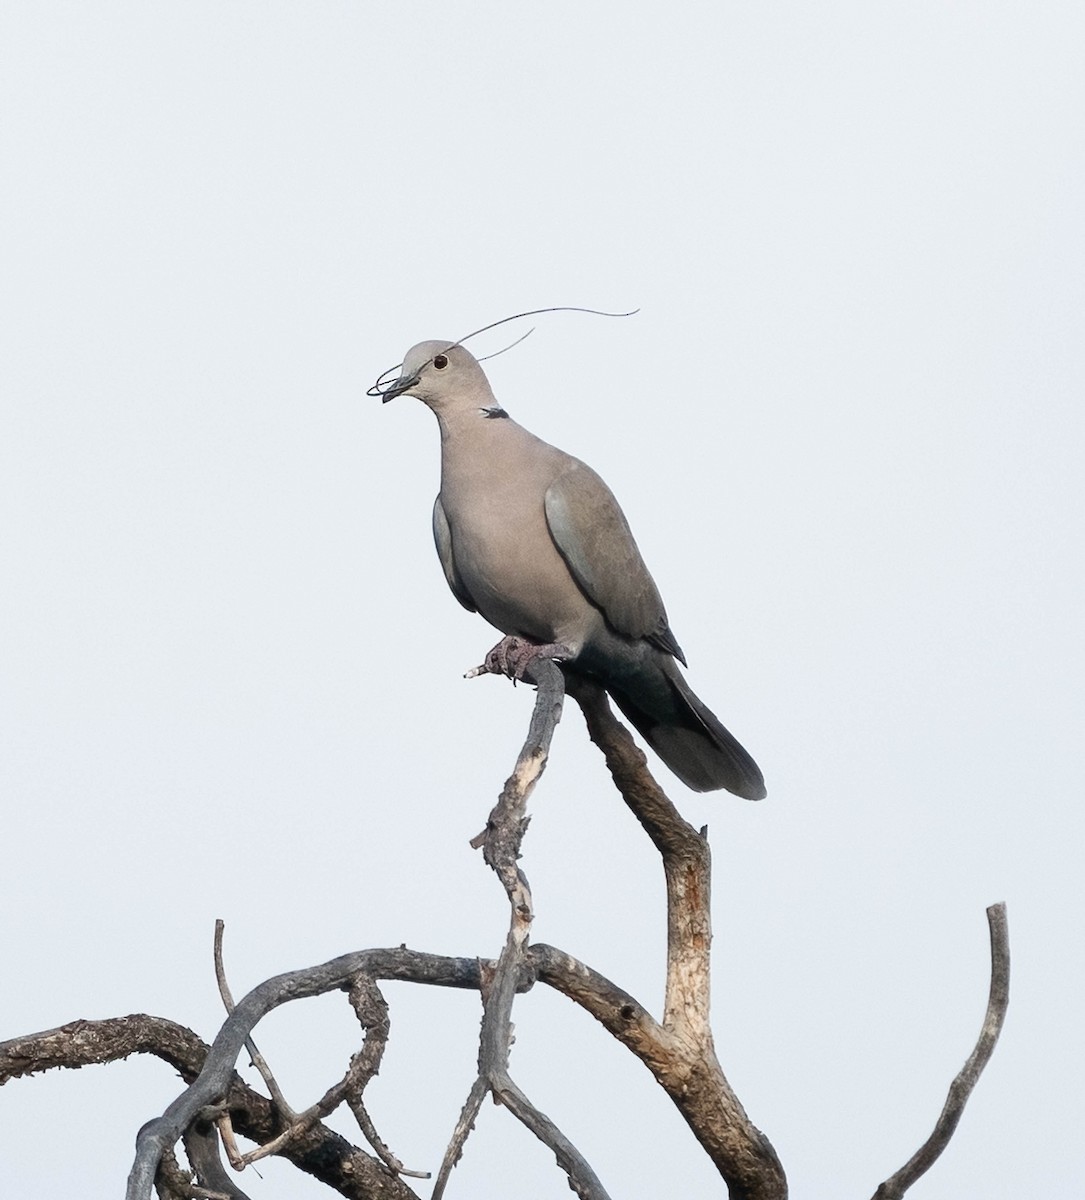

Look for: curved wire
[452,306,638,353]
[367,306,638,398]
[477,326,536,363]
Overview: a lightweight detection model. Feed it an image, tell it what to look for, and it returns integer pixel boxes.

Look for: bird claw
[475,635,571,684]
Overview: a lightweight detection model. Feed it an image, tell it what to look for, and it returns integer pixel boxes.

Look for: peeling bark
[0,665,1008,1200]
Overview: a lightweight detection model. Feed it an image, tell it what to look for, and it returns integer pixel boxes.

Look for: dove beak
[380,372,421,404]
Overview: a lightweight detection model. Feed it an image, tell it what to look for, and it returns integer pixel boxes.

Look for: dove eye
[433,354,449,370]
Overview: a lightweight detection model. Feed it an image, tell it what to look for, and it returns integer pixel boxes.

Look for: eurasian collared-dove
[380,339,766,799]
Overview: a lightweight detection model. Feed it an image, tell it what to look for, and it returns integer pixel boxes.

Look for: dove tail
[605,659,767,799]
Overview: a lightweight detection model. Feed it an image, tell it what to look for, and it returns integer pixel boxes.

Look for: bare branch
[568,680,787,1200]
[493,1074,610,1200]
[182,1121,253,1200]
[154,1143,198,1200]
[568,679,712,1035]
[0,1014,420,1200]
[444,658,610,1198]
[871,902,1010,1200]
[530,943,666,1059]
[215,1113,244,1172]
[347,1094,432,1180]
[342,978,431,1179]
[4,657,1010,1200]
[214,919,295,1119]
[469,653,566,859]
[477,656,565,1060]
[427,658,609,1196]
[1,1016,213,1085]
[238,974,425,1181]
[116,949,485,1200]
[430,1075,490,1199]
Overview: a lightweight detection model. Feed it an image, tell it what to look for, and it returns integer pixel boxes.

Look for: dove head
[378,341,498,414]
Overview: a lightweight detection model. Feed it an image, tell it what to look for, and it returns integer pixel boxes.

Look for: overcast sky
[1,3,1082,1198]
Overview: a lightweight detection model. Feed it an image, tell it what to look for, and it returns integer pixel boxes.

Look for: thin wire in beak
[367,363,417,402]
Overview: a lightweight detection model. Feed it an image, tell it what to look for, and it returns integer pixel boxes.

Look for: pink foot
[479,635,572,683]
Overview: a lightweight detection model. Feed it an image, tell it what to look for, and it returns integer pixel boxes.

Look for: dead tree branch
[214,919,293,1121]
[233,974,411,1175]
[181,1120,253,1200]
[871,901,1010,1200]
[0,1014,419,1200]
[568,678,787,1200]
[436,656,610,1200]
[1,660,1011,1200]
[113,950,484,1200]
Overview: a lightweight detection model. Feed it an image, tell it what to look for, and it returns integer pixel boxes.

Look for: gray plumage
[382,339,766,799]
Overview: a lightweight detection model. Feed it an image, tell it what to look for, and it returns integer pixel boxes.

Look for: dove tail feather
[604,659,766,799]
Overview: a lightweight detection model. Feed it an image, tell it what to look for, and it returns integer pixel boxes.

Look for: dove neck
[434,401,510,443]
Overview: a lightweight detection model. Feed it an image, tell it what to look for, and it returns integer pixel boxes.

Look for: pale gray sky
[1,3,1082,1197]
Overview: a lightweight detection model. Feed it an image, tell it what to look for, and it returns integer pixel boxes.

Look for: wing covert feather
[544,465,684,662]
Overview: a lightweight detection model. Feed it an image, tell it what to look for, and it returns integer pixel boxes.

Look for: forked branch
[437,656,610,1200]
[0,1015,419,1200]
[567,678,787,1200]
[118,950,484,1199]
[0,658,1011,1200]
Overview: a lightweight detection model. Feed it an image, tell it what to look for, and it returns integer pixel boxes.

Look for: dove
[379,339,765,799]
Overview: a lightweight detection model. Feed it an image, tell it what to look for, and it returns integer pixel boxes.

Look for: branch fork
[0,640,1010,1200]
